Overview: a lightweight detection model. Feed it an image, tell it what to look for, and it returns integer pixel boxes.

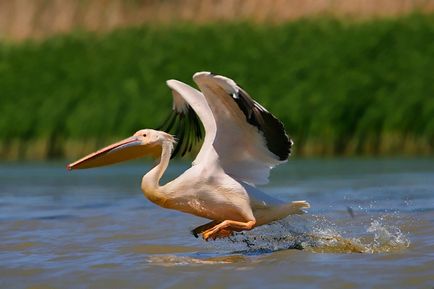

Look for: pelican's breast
[161,165,254,221]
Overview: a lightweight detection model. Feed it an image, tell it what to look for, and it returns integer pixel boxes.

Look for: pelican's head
[67,129,175,170]
[133,129,175,147]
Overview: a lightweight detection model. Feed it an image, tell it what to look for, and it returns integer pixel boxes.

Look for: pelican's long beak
[67,136,161,170]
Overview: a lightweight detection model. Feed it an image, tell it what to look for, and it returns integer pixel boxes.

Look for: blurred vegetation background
[0,0,433,160]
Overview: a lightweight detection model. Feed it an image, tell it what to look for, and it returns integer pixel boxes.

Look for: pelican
[67,72,310,240]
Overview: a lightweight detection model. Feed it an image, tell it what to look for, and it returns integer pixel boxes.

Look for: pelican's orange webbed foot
[202,220,256,241]
[212,228,234,240]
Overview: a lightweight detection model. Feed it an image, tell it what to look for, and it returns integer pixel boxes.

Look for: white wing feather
[166,80,216,166]
[193,72,288,185]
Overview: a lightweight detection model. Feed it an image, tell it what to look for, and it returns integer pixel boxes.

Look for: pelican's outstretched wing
[162,80,216,163]
[193,72,292,185]
[163,73,292,185]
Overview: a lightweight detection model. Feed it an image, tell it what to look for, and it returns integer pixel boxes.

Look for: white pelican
[67,72,310,240]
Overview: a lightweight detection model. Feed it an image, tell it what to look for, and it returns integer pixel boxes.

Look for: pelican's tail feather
[286,200,310,215]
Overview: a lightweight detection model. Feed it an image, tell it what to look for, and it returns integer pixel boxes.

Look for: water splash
[146,214,411,267]
[215,214,410,254]
[363,219,410,253]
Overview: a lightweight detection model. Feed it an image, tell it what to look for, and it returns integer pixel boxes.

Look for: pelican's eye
[143,133,147,137]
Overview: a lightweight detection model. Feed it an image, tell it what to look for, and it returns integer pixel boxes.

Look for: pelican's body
[143,141,303,226]
[68,72,309,240]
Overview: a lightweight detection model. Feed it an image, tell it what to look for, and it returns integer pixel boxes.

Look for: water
[0,159,433,289]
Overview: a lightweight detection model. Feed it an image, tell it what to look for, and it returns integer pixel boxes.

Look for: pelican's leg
[192,221,233,239]
[191,220,219,238]
[202,220,256,241]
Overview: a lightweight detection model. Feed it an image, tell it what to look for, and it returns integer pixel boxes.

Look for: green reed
[1,14,433,160]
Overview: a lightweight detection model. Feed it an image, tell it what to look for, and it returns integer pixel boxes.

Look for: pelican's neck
[141,141,172,205]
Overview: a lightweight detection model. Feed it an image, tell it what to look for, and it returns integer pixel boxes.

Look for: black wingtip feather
[234,88,292,161]
[158,105,204,159]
